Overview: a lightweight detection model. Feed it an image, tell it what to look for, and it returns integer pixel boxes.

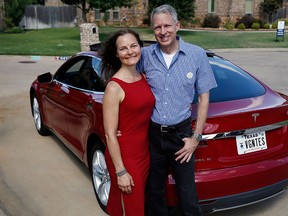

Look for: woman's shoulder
[106,79,122,92]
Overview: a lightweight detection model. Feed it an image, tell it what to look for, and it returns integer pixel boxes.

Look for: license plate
[236,132,267,155]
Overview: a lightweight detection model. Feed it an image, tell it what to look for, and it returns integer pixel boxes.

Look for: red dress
[105,74,155,216]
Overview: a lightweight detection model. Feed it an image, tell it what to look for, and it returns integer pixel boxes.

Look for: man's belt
[150,117,192,133]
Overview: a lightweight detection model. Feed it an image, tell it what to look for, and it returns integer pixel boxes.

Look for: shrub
[4,18,15,29]
[272,22,277,29]
[225,22,234,30]
[237,23,246,30]
[181,20,189,28]
[251,22,260,30]
[253,18,264,28]
[235,16,254,28]
[263,23,270,29]
[235,15,264,29]
[5,27,23,33]
[190,18,202,28]
[202,14,221,28]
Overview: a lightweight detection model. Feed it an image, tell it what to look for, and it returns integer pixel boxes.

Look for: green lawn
[0,26,287,56]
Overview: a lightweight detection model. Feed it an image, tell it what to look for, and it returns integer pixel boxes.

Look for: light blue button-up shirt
[137,37,217,125]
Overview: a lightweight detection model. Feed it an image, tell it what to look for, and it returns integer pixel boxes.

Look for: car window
[78,57,105,92]
[92,57,101,76]
[193,57,266,103]
[54,56,105,92]
[54,57,85,86]
[67,60,85,74]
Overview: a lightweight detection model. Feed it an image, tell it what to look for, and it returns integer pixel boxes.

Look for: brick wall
[45,0,64,7]
[93,0,148,27]
[195,0,263,25]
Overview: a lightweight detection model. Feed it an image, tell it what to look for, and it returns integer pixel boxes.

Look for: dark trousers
[147,119,202,216]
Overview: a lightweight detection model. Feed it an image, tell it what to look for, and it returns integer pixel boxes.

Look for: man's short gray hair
[150,4,178,25]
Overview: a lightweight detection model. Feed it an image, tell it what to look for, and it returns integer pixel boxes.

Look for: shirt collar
[152,36,187,55]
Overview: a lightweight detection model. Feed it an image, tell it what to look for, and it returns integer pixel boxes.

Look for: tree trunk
[81,1,87,22]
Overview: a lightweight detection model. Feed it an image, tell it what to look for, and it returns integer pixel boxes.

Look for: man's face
[152,12,180,48]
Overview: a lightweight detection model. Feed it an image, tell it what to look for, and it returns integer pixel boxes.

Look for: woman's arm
[103,81,134,193]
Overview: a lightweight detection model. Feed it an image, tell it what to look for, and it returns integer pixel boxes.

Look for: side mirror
[37,72,52,83]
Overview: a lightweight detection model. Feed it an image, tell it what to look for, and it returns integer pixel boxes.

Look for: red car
[30,50,288,213]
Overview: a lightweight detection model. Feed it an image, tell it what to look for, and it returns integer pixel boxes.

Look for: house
[44,0,148,26]
[2,0,287,29]
[195,0,263,24]
[87,0,149,27]
[84,0,287,27]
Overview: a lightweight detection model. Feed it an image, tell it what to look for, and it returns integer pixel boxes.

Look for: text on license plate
[236,132,267,155]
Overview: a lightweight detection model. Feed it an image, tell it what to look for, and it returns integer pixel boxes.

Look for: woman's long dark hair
[99,28,143,84]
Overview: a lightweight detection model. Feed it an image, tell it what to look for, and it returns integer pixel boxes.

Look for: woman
[100,29,155,216]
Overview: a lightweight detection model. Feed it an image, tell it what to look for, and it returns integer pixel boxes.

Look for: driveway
[0,49,287,216]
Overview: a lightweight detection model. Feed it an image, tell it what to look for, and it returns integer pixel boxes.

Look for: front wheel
[90,144,110,212]
[32,95,50,136]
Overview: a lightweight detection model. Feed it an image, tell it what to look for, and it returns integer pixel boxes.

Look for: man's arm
[175,92,210,163]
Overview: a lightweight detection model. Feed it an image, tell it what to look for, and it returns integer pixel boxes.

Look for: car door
[44,56,87,147]
[64,56,104,157]
[42,81,69,141]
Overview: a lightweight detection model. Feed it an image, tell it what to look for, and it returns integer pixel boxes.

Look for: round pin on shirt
[187,72,193,79]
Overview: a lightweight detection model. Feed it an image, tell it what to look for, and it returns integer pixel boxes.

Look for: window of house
[245,0,253,15]
[208,0,217,13]
[104,11,110,21]
[95,9,101,20]
[113,8,120,20]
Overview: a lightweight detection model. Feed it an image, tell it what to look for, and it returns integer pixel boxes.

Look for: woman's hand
[117,172,134,194]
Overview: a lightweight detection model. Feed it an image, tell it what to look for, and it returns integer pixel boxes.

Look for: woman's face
[116,33,141,67]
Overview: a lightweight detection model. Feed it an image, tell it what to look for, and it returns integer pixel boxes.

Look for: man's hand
[116,130,122,137]
[175,136,198,163]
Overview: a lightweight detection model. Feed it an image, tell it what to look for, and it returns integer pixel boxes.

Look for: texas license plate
[236,132,267,155]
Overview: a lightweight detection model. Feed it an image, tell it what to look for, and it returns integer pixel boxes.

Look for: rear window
[195,56,266,103]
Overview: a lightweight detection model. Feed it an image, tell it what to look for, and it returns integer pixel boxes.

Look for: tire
[90,144,110,212]
[32,94,50,136]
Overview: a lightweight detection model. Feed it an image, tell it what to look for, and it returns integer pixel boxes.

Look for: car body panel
[43,81,69,139]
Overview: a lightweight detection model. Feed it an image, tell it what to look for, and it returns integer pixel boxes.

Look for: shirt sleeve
[136,49,145,73]
[196,50,217,94]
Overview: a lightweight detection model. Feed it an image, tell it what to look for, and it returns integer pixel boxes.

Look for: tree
[61,0,87,22]
[5,0,42,26]
[147,0,195,24]
[61,0,133,22]
[260,0,283,23]
[89,0,133,12]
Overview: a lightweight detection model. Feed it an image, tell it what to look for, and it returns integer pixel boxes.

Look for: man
[137,4,217,216]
